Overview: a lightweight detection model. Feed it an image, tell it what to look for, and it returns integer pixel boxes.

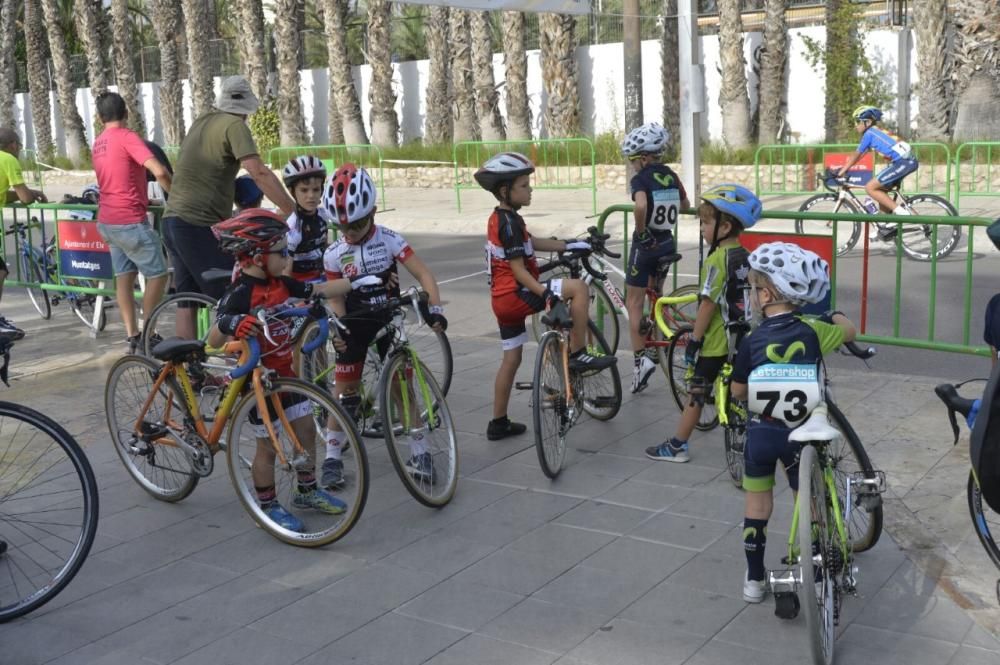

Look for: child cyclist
[207,209,379,533]
[620,122,690,393]
[646,184,757,462]
[477,152,617,441]
[320,164,447,486]
[281,156,330,282]
[234,174,264,212]
[837,105,917,226]
[729,242,856,603]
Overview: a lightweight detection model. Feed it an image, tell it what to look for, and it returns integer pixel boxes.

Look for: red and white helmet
[212,209,288,257]
[473,152,535,192]
[323,163,377,226]
[282,155,327,188]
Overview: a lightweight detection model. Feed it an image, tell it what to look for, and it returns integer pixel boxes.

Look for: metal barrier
[453,138,597,213]
[954,142,1000,213]
[754,142,953,202]
[267,144,386,204]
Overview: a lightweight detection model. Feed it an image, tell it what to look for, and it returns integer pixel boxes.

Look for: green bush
[248,99,280,159]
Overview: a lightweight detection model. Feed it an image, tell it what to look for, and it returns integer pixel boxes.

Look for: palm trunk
[502,11,531,140]
[273,0,307,145]
[660,0,679,152]
[913,0,951,140]
[717,0,752,148]
[74,0,109,94]
[23,0,52,160]
[424,5,451,144]
[756,0,786,144]
[540,13,580,138]
[39,0,89,164]
[323,0,367,145]
[470,11,505,141]
[950,2,1000,140]
[110,0,146,136]
[0,0,18,129]
[181,0,214,117]
[150,0,185,144]
[367,0,398,148]
[234,0,269,103]
[449,9,478,141]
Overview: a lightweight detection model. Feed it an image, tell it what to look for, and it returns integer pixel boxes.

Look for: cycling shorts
[742,416,801,492]
[625,233,676,288]
[875,158,918,188]
[493,287,547,351]
[334,309,393,375]
[690,354,726,387]
[249,391,310,439]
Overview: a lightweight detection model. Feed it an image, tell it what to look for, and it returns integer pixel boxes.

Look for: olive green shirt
[164,111,258,226]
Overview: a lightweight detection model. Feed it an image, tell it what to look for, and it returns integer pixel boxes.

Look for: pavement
[2,184,1000,664]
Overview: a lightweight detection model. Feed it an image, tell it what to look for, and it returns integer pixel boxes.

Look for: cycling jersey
[486,208,539,298]
[287,207,331,281]
[216,273,311,377]
[324,224,412,311]
[984,294,1000,355]
[857,127,913,162]
[630,163,687,236]
[699,243,750,357]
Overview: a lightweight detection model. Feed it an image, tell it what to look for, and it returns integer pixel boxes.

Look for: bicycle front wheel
[666,324,718,431]
[897,194,962,262]
[378,352,459,507]
[20,252,50,319]
[579,320,622,421]
[0,402,99,622]
[795,194,862,256]
[534,331,569,478]
[654,284,700,384]
[64,279,107,332]
[724,400,747,489]
[142,292,219,356]
[798,445,836,665]
[827,401,883,552]
[968,471,1000,571]
[227,377,368,547]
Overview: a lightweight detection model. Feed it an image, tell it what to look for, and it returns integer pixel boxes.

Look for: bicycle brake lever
[256,309,277,346]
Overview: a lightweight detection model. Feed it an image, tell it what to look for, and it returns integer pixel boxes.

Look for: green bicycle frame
[390,346,437,433]
[786,455,851,566]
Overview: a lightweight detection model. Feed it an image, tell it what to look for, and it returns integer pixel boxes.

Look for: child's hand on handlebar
[219,314,262,340]
[564,239,592,253]
[350,275,383,290]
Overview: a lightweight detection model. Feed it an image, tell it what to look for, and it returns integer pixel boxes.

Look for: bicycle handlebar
[934,382,981,445]
[230,300,330,380]
[842,341,876,360]
[538,226,620,282]
[653,292,699,339]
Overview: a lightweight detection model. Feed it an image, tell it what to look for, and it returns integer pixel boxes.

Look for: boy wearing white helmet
[729,242,856,604]
[282,155,330,282]
[620,123,690,393]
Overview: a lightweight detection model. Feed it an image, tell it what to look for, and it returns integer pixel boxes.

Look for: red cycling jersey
[486,208,539,298]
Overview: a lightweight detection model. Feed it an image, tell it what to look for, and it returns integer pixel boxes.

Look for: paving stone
[566,617,707,665]
[554,500,655,534]
[0,619,92,665]
[835,624,961,665]
[384,531,497,579]
[398,578,525,631]
[249,592,386,648]
[479,598,609,653]
[320,561,440,610]
[582,536,695,579]
[713,602,812,657]
[596,479,692,511]
[423,634,558,665]
[620,581,747,636]
[86,609,243,664]
[451,546,576,595]
[171,626,318,665]
[666,489,747,525]
[169,573,313,627]
[508,523,616,562]
[628,512,732,551]
[307,612,466,665]
[949,645,1000,665]
[533,564,663,620]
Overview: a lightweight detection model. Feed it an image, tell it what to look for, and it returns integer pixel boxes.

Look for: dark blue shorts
[743,416,801,492]
[875,158,918,188]
[625,233,676,288]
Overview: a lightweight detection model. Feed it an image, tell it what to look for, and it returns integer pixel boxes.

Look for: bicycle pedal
[515,381,533,390]
[773,591,800,620]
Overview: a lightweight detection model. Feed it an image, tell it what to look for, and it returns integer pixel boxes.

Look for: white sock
[893,206,911,215]
[323,428,345,460]
[409,431,428,457]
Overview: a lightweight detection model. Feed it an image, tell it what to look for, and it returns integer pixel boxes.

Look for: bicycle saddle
[151,337,207,363]
[201,268,233,287]
[788,403,839,443]
[656,253,682,269]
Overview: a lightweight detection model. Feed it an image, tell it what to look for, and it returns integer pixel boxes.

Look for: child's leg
[626,285,646,352]
[493,346,523,419]
[743,488,774,583]
[865,179,897,212]
[562,278,590,354]
[646,357,722,462]
[252,438,278,502]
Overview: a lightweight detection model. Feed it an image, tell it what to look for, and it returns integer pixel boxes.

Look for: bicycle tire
[654,284,700,386]
[798,444,836,665]
[378,352,459,507]
[896,194,962,262]
[0,402,99,622]
[408,325,454,397]
[142,292,219,356]
[827,401,883,552]
[666,324,718,431]
[529,273,621,355]
[104,354,199,502]
[534,331,569,478]
[226,377,369,547]
[579,320,621,421]
[968,471,1000,571]
[723,400,747,488]
[65,279,107,332]
[795,194,862,256]
[21,251,50,319]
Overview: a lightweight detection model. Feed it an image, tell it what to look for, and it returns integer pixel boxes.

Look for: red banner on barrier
[741,232,834,315]
[57,220,112,279]
[823,151,874,186]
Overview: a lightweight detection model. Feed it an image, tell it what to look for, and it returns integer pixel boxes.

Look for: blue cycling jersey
[857,127,912,162]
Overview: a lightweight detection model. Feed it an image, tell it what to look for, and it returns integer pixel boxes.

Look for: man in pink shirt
[92,92,172,353]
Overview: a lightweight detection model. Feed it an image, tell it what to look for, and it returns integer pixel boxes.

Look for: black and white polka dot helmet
[620,122,669,158]
[748,242,830,305]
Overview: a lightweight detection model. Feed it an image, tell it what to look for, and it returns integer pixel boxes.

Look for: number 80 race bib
[648,189,680,232]
[747,363,824,428]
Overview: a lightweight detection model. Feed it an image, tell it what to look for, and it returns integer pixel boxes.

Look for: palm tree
[539,12,580,138]
[149,0,185,145]
[470,11,505,141]
[74,0,109,95]
[234,0,269,103]
[367,0,398,147]
[110,0,146,136]
[913,0,951,140]
[424,5,451,144]
[756,0,787,144]
[23,0,53,160]
[449,9,478,141]
[0,0,18,129]
[660,0,679,152]
[502,11,531,140]
[181,0,214,117]
[717,0,751,148]
[273,0,307,145]
[950,2,1000,140]
[322,0,367,145]
[39,0,90,164]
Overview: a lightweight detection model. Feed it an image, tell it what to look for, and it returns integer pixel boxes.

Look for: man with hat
[161,75,294,338]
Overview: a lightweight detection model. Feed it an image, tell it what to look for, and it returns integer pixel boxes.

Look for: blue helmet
[701,184,762,229]
[852,105,882,123]
[234,175,263,208]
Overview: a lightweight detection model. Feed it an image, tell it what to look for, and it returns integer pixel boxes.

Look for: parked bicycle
[796,169,960,262]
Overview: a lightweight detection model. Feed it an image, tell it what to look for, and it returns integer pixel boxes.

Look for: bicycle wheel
[896,194,962,262]
[377,352,459,507]
[226,377,369,547]
[0,402,99,622]
[654,284,701,384]
[666,324,718,431]
[142,292,219,356]
[723,399,747,488]
[826,401,883,552]
[967,471,1000,571]
[588,284,621,356]
[533,331,569,478]
[795,194,862,257]
[104,354,199,502]
[20,252,50,319]
[798,444,836,665]
[578,320,622,421]
[407,325,453,397]
[65,279,107,332]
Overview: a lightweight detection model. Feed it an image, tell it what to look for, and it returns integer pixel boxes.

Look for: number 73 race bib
[747,363,824,428]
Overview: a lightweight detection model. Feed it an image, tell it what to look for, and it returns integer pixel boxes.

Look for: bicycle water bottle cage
[150,338,208,364]
[541,302,572,329]
[788,403,839,444]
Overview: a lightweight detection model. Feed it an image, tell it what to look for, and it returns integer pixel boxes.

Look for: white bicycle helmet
[748,242,830,305]
[473,152,535,193]
[620,122,669,157]
[282,155,327,188]
[323,163,377,226]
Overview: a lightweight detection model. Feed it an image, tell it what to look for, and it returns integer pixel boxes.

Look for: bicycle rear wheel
[724,400,747,488]
[142,292,219,356]
[795,194,862,256]
[0,402,99,622]
[896,194,962,262]
[64,279,107,332]
[653,284,700,384]
[666,324,718,431]
[20,252,50,319]
[827,401,883,552]
[579,320,621,421]
[968,471,1000,571]
[798,445,836,665]
[534,331,569,478]
[226,377,368,547]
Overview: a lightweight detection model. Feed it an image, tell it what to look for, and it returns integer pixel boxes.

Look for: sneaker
[743,570,766,603]
[340,392,362,422]
[0,317,25,341]
[632,355,656,394]
[321,458,345,489]
[568,350,616,373]
[127,334,141,354]
[486,417,527,441]
[263,502,305,532]
[644,346,660,366]
[405,452,437,484]
[645,441,689,462]
[876,226,899,241]
[292,486,347,514]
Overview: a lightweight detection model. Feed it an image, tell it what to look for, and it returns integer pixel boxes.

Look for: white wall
[11,26,917,156]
